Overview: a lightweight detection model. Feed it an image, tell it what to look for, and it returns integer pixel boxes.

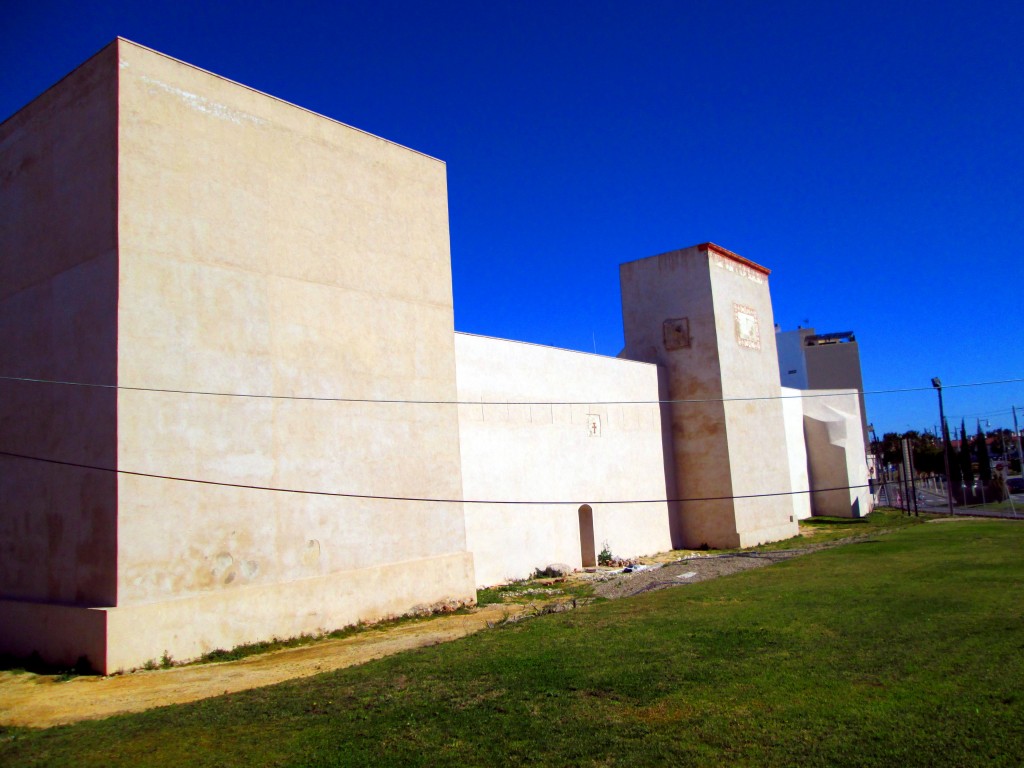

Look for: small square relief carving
[733,304,761,350]
[663,317,690,350]
[586,414,601,437]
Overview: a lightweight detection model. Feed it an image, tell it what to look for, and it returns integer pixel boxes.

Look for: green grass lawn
[744,505,932,551]
[3,518,1023,767]
[960,499,1024,515]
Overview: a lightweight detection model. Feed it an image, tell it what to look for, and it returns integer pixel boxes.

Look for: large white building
[0,40,870,673]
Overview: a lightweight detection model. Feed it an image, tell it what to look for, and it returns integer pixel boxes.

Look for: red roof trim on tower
[698,242,771,276]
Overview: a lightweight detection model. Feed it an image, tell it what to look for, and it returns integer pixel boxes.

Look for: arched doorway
[578,504,596,568]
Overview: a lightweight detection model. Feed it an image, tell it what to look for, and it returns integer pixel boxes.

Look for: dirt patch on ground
[0,603,529,729]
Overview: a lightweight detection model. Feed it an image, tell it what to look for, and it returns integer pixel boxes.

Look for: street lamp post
[977,418,987,506]
[932,378,955,516]
[1014,406,1023,478]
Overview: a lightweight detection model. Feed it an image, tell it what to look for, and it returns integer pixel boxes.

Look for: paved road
[888,485,1024,519]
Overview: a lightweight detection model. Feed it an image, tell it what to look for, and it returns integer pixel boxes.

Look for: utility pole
[901,436,919,516]
[977,418,987,506]
[933,378,955,516]
[871,424,890,507]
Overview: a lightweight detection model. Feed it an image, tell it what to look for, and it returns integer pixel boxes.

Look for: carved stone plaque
[733,304,761,350]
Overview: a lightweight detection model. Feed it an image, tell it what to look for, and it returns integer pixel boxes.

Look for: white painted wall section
[455,333,677,586]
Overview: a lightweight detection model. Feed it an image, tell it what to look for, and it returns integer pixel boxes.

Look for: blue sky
[3,1,1022,437]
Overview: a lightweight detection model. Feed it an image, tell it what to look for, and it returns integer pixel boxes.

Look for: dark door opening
[578,504,596,568]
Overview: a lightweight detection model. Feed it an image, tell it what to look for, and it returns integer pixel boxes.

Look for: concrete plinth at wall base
[0,600,109,671]
[0,551,475,674]
[677,519,799,551]
[736,521,800,548]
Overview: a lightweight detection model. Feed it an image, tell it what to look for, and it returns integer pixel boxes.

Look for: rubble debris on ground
[498,587,565,598]
[622,564,654,574]
[485,598,593,628]
[592,536,883,600]
[541,563,574,577]
[601,556,640,568]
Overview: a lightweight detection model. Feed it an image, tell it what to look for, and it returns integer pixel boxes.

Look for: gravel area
[590,553,791,599]
[590,536,882,599]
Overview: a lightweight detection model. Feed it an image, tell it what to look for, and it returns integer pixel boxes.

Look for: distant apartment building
[776,327,869,450]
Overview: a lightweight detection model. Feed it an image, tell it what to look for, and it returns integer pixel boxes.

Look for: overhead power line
[1,374,1021,407]
[0,450,870,506]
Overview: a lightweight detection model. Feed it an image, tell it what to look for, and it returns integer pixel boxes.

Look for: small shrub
[598,541,614,566]
[531,566,562,579]
[160,650,174,669]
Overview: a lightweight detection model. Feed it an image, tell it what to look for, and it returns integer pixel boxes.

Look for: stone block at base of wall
[0,551,475,674]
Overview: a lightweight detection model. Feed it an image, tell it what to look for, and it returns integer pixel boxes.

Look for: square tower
[0,39,475,673]
[620,243,799,548]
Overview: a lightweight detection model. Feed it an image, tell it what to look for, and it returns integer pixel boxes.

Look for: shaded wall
[0,43,119,610]
[804,338,869,452]
[803,389,872,517]
[776,328,812,389]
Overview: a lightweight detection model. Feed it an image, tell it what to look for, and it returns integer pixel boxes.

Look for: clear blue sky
[3,1,1022,437]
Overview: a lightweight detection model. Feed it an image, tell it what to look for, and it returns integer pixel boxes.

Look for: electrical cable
[0,449,871,506]
[0,373,1021,406]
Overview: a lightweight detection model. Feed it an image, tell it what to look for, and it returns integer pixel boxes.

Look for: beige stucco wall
[111,40,475,660]
[456,333,677,586]
[620,249,733,546]
[708,249,799,546]
[2,40,478,673]
[802,389,872,517]
[0,44,120,608]
[620,244,799,548]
